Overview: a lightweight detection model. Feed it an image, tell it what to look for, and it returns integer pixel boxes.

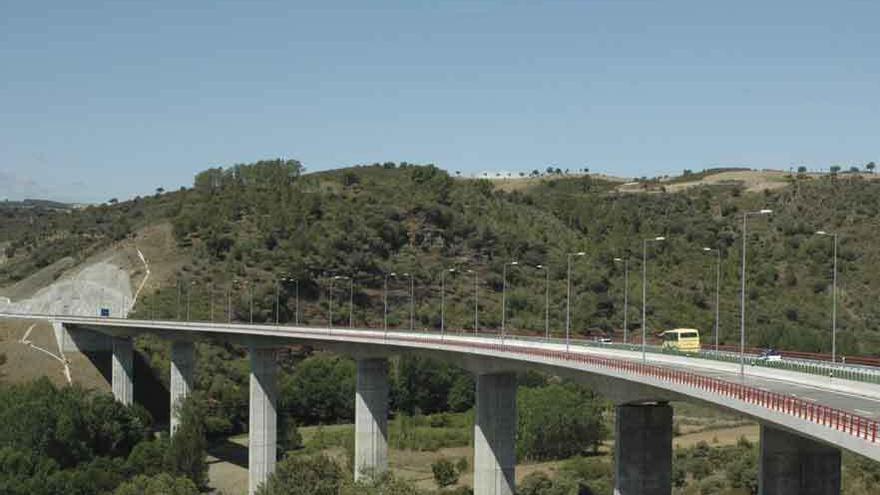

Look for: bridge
[4,313,879,495]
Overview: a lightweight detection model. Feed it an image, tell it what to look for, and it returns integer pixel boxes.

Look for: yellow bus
[660,328,701,353]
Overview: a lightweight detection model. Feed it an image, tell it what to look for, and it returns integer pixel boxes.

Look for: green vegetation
[0,379,207,495]
[5,161,880,357]
[255,453,424,495]
[5,160,880,492]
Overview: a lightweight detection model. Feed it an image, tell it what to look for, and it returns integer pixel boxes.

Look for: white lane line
[855,409,875,416]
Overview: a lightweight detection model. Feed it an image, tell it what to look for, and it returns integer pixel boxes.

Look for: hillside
[1,161,880,357]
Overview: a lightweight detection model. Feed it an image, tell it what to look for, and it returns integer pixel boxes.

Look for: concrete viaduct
[8,314,880,495]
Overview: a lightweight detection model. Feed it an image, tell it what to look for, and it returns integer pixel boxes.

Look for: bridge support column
[355,358,389,480]
[170,341,195,435]
[759,425,841,495]
[614,403,672,495]
[474,372,517,495]
[248,346,278,495]
[111,337,133,406]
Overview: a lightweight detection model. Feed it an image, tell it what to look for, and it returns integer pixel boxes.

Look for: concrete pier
[759,425,841,495]
[355,358,389,480]
[170,341,195,435]
[474,373,517,495]
[614,403,673,495]
[111,337,134,406]
[248,346,278,495]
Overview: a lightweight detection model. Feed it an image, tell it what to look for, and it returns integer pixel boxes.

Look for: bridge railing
[366,332,880,447]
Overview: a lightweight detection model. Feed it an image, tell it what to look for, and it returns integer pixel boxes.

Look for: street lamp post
[348,277,354,329]
[740,209,773,376]
[441,268,455,337]
[328,275,348,330]
[536,265,550,339]
[294,279,299,325]
[226,285,231,323]
[642,237,666,363]
[402,272,414,332]
[275,278,282,324]
[815,231,839,364]
[384,272,397,336]
[466,269,479,335]
[502,261,519,344]
[249,283,254,324]
[186,282,193,322]
[702,248,721,353]
[614,258,629,344]
[566,252,586,352]
[210,284,215,322]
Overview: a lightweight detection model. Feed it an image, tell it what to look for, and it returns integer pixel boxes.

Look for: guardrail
[490,332,880,385]
[368,332,880,447]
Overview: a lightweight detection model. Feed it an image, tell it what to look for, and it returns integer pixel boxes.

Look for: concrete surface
[111,336,133,405]
[759,424,841,495]
[474,372,517,495]
[248,346,278,495]
[355,358,389,480]
[170,341,195,435]
[614,403,672,495]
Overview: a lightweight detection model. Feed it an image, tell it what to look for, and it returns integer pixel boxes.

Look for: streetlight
[702,248,721,353]
[502,261,519,344]
[276,276,296,325]
[536,264,550,340]
[642,237,666,363]
[566,252,586,352]
[401,272,414,332]
[226,284,232,323]
[384,272,397,336]
[466,269,479,335]
[348,277,354,329]
[614,258,629,345]
[740,209,773,376]
[815,230,839,364]
[249,282,254,324]
[328,275,348,329]
[440,268,456,337]
[186,281,194,322]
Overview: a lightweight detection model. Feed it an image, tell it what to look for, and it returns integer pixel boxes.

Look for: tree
[109,198,119,205]
[431,458,459,487]
[850,166,861,173]
[830,165,841,175]
[867,162,876,173]
[517,383,607,460]
[165,396,208,488]
[797,165,808,175]
[256,454,343,495]
[114,473,199,495]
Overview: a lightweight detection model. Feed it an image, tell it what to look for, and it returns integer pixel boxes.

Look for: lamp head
[613,257,623,262]
[760,209,773,214]
[815,230,827,236]
[702,247,712,252]
[655,236,666,241]
[575,251,586,256]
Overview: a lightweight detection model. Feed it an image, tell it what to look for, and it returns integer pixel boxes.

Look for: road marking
[855,409,875,416]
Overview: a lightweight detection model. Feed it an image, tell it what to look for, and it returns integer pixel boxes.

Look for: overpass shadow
[77,349,171,425]
[208,438,249,468]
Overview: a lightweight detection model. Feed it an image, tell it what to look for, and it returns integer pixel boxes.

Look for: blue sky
[1,1,878,202]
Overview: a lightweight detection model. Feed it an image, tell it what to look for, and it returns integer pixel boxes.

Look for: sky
[1,0,878,203]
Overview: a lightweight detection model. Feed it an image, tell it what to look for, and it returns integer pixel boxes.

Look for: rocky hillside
[2,161,880,357]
